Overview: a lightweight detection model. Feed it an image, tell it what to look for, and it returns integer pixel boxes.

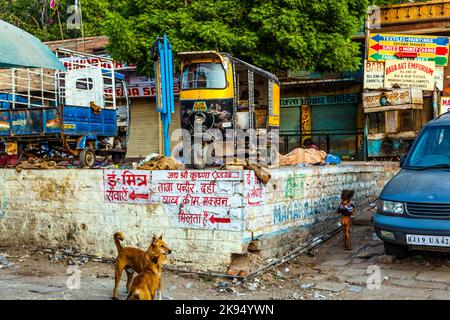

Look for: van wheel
[79,148,95,168]
[384,242,409,259]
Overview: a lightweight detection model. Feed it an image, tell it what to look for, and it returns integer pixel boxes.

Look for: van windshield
[181,62,226,89]
[406,126,450,169]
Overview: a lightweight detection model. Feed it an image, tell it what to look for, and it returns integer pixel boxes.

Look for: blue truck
[374,113,450,257]
[0,49,129,166]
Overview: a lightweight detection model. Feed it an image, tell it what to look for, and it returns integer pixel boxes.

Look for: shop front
[280,93,361,159]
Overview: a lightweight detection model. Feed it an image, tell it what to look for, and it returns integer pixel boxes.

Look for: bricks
[0,164,398,272]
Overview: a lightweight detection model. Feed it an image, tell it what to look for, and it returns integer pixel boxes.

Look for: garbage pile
[0,253,13,269]
[218,158,271,186]
[279,148,327,166]
[137,154,184,170]
[15,157,61,171]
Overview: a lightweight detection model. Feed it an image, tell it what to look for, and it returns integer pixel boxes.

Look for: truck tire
[79,148,96,168]
[384,241,409,259]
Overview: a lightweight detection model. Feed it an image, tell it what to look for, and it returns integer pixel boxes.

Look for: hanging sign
[384,60,436,91]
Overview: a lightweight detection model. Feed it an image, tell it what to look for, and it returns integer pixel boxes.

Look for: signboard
[104,170,151,204]
[363,60,384,89]
[440,97,450,116]
[151,170,242,231]
[60,56,137,71]
[281,94,358,107]
[384,60,436,91]
[363,88,423,109]
[368,33,449,66]
[125,72,180,98]
[363,61,443,91]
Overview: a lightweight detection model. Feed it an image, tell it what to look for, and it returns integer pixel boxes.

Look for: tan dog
[112,232,169,299]
[127,236,171,300]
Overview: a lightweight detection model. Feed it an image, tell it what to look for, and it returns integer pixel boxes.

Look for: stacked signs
[364,33,450,114]
[365,33,449,91]
[368,33,449,66]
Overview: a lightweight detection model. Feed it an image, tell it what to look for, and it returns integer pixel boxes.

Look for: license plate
[406,234,450,247]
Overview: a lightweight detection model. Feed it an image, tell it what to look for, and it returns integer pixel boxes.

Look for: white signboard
[104,170,151,204]
[384,60,436,91]
[151,170,242,231]
[364,60,384,89]
[440,97,450,116]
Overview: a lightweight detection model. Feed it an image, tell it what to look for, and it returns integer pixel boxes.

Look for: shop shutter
[126,98,160,159]
[279,107,301,153]
[311,104,357,158]
[280,107,300,133]
[312,104,356,131]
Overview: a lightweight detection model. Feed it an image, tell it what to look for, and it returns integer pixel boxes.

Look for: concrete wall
[0,162,399,272]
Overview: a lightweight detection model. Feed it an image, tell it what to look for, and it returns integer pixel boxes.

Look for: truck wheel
[79,148,95,168]
[384,242,409,259]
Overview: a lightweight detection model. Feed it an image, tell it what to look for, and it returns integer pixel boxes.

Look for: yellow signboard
[193,101,207,111]
[268,115,279,127]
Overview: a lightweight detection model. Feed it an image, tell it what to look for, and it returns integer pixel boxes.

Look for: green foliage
[104,0,373,74]
[0,0,418,73]
[0,0,109,41]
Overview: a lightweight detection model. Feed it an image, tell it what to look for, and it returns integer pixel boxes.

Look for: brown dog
[112,232,170,299]
[127,235,171,300]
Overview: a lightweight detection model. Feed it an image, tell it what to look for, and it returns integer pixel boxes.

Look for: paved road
[1,221,450,300]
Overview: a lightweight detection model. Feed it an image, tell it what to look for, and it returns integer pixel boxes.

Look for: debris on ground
[300,283,315,290]
[355,244,384,259]
[0,154,19,167]
[216,281,229,288]
[378,255,396,265]
[348,285,364,293]
[185,282,193,289]
[0,253,12,269]
[278,148,327,166]
[371,233,382,241]
[220,160,272,186]
[313,292,327,300]
[291,291,300,299]
[226,252,264,277]
[15,157,61,171]
[137,154,184,170]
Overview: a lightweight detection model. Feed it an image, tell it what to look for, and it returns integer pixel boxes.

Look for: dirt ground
[1,220,450,300]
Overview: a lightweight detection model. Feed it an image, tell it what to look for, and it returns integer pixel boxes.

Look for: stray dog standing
[127,235,171,300]
[337,190,356,250]
[112,232,170,299]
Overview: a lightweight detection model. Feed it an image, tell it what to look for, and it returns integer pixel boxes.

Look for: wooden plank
[364,104,423,113]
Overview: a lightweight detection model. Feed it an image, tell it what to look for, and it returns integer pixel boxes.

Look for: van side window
[76,78,94,90]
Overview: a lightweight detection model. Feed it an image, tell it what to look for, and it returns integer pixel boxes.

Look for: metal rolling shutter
[280,107,301,153]
[126,98,160,159]
[311,104,357,157]
[280,107,300,133]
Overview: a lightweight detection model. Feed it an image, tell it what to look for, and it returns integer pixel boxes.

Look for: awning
[0,19,66,70]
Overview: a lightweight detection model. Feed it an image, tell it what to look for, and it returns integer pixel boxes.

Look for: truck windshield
[181,62,226,89]
[406,126,450,169]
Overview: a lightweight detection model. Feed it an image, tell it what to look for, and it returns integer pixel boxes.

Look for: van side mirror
[399,155,406,168]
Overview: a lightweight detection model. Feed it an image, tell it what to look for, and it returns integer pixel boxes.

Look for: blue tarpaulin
[0,19,66,70]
